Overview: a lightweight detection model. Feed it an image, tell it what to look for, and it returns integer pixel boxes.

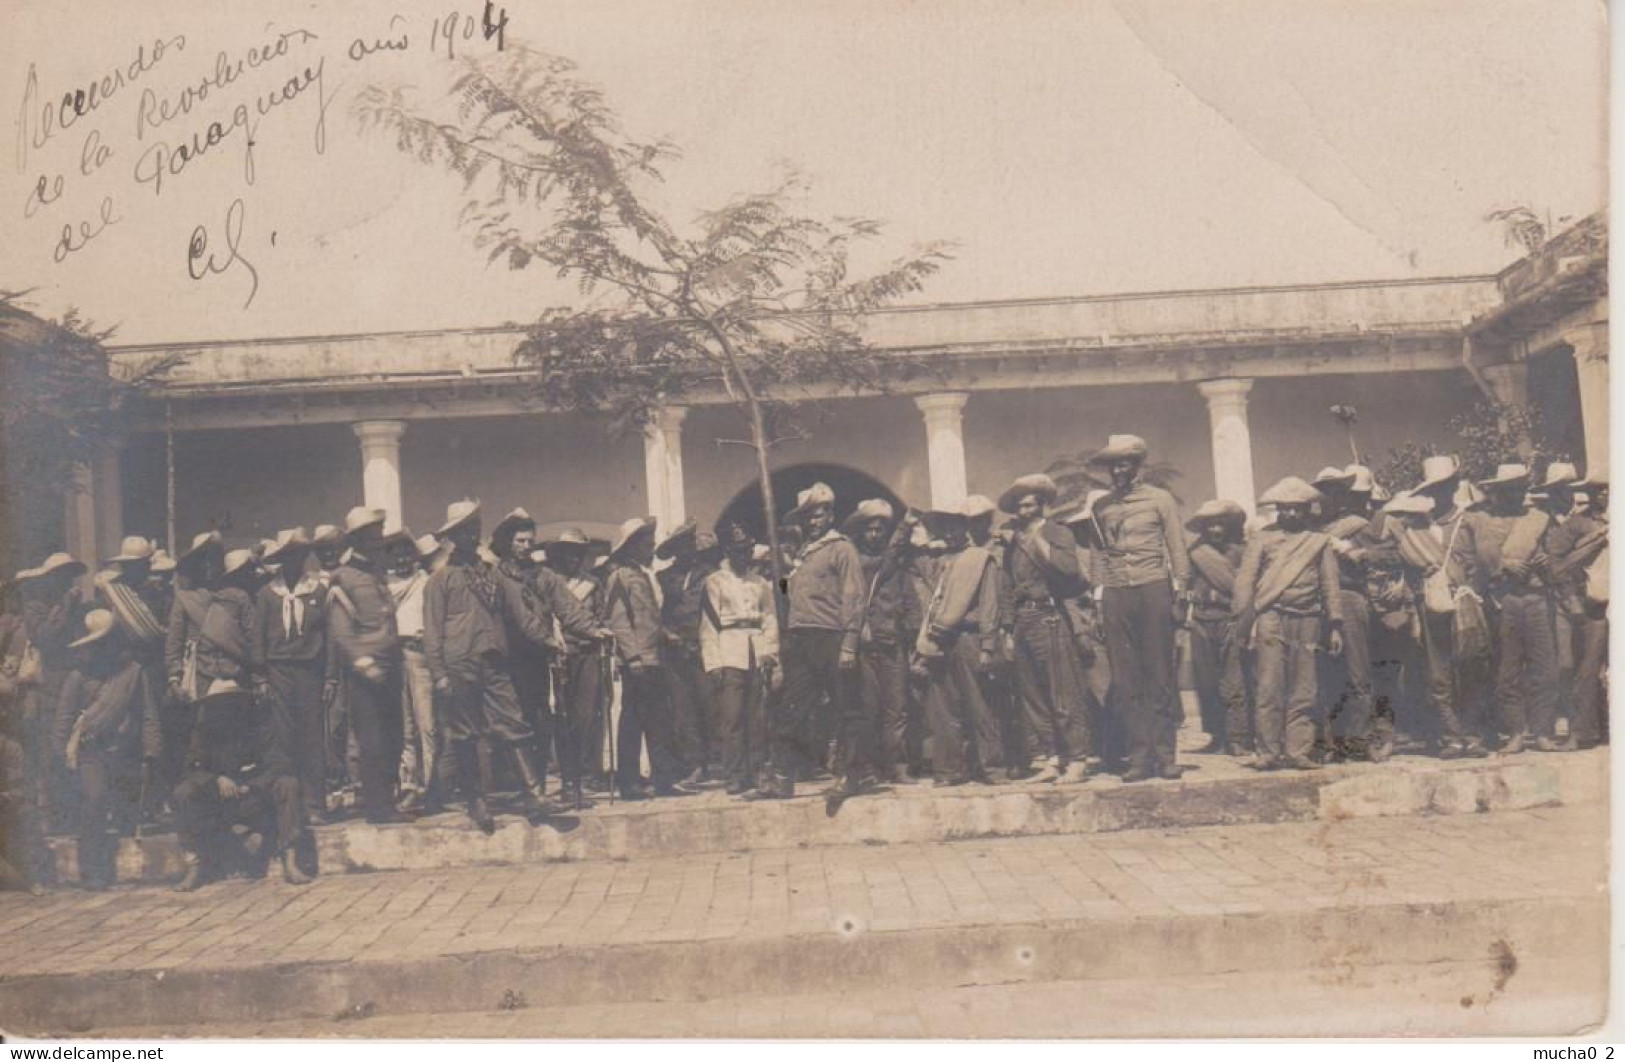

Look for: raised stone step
[48,748,1605,885]
[4,804,1606,1037]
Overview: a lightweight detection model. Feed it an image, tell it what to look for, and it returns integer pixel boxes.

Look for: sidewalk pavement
[0,802,1602,982]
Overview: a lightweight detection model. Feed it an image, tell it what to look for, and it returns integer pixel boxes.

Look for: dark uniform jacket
[424,556,513,684]
[604,563,664,668]
[1187,539,1245,622]
[253,574,332,669]
[328,553,401,675]
[857,550,923,649]
[1002,520,1087,609]
[659,562,715,654]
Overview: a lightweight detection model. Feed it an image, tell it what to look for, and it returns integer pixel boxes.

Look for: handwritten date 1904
[188,197,260,309]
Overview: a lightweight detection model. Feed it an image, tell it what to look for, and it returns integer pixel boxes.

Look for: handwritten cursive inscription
[187,197,260,308]
[52,195,121,263]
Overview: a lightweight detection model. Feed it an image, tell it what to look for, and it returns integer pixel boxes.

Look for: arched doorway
[717,462,905,538]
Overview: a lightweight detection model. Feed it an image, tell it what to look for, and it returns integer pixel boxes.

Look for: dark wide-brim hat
[998,473,1059,515]
[1085,434,1149,467]
[655,518,698,560]
[491,507,536,544]
[609,516,658,560]
[1185,499,1247,532]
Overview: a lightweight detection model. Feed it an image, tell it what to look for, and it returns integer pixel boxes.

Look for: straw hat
[998,473,1059,514]
[310,524,343,547]
[262,527,312,565]
[19,552,87,583]
[180,530,224,562]
[1535,461,1579,491]
[609,516,658,560]
[1344,465,1375,493]
[961,495,997,520]
[841,499,896,537]
[345,506,388,537]
[1086,434,1150,466]
[105,536,154,564]
[1258,477,1323,508]
[1574,470,1610,492]
[491,507,536,543]
[1477,463,1531,490]
[435,499,480,536]
[1311,466,1357,492]
[149,549,177,575]
[69,609,118,650]
[786,482,836,523]
[1382,492,1434,516]
[1414,455,1461,493]
[221,549,257,578]
[1185,499,1247,532]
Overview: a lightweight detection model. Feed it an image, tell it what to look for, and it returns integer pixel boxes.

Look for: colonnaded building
[56,214,1610,558]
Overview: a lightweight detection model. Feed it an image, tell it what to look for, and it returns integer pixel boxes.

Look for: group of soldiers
[0,431,1609,895]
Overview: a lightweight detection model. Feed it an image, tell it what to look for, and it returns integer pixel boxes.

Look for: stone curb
[2,892,1604,1036]
[49,749,1606,884]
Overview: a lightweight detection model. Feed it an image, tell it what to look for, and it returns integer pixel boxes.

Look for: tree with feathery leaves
[355,46,953,583]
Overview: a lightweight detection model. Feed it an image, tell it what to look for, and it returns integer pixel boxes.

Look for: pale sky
[0,0,1607,345]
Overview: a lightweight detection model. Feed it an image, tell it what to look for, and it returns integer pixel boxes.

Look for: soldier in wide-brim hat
[998,468,1091,784]
[1183,499,1251,757]
[1231,478,1343,773]
[1086,433,1192,783]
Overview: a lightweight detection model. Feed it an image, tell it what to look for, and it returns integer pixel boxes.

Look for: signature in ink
[188,197,260,308]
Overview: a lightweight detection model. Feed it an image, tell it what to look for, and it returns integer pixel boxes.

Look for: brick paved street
[0,802,1603,982]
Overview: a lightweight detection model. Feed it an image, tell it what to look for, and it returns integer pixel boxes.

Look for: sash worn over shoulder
[1251,533,1330,615]
[1189,543,1239,597]
[200,599,250,665]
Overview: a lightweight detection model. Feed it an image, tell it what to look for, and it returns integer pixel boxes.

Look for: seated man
[173,563,310,892]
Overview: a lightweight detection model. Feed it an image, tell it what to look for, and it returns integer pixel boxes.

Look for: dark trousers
[266,659,326,819]
[617,665,680,792]
[1370,614,1423,747]
[1569,610,1609,746]
[559,650,605,784]
[154,696,196,815]
[1322,590,1374,745]
[173,768,304,869]
[1495,591,1561,740]
[1013,608,1091,766]
[76,742,141,887]
[1253,610,1321,762]
[1420,608,1491,747]
[783,629,867,778]
[1190,616,1251,748]
[923,635,1000,779]
[712,666,768,785]
[443,652,530,745]
[665,645,714,775]
[1103,581,1179,773]
[859,641,909,772]
[345,661,404,818]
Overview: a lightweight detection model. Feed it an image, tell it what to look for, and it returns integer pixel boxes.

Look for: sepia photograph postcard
[0,0,1613,1044]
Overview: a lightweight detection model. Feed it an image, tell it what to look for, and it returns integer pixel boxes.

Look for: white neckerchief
[270,574,320,638]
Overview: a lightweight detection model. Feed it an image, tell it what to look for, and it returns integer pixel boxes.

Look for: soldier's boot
[1059,760,1090,785]
[510,745,553,826]
[280,849,312,886]
[456,743,495,835]
[173,851,206,893]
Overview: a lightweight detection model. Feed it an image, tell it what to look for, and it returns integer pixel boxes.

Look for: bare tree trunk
[704,322,787,593]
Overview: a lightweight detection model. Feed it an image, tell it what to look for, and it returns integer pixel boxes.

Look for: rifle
[549,651,579,810]
[598,636,616,804]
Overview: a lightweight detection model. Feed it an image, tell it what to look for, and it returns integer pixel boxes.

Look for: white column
[1566,324,1609,479]
[352,420,406,527]
[643,406,688,537]
[1197,378,1257,516]
[913,392,970,510]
